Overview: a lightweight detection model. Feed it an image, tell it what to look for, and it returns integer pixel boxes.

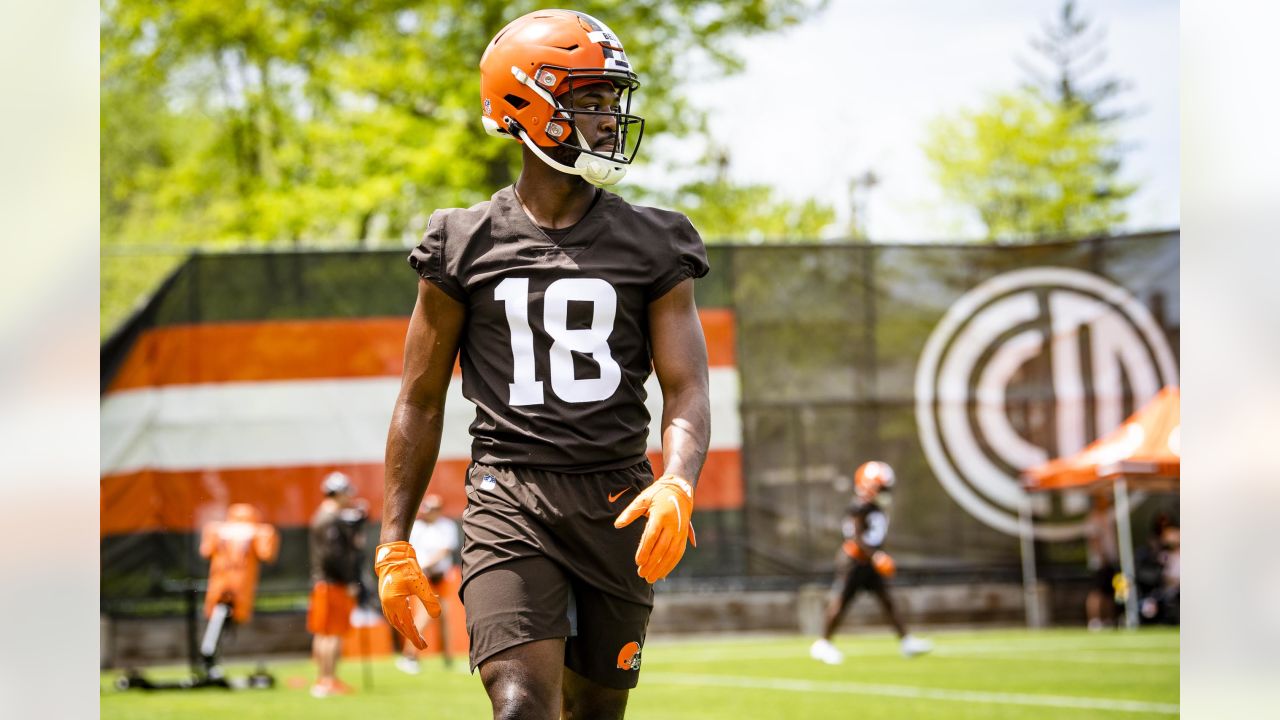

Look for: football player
[810,461,933,664]
[375,9,709,720]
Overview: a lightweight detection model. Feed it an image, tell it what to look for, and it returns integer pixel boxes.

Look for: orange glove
[614,474,696,583]
[842,541,867,561]
[374,541,441,649]
[872,550,896,578]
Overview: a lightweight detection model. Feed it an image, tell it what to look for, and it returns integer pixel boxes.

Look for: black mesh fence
[714,232,1178,589]
[102,232,1179,610]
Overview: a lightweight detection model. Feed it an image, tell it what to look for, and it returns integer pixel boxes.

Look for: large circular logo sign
[915,268,1178,540]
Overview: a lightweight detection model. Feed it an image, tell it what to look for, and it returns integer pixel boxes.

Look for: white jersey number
[862,512,889,547]
[495,277,622,405]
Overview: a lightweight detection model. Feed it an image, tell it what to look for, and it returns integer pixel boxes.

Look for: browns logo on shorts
[616,641,641,671]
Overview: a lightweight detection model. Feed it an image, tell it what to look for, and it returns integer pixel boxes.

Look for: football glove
[374,541,440,650]
[842,541,867,561]
[614,474,696,583]
[872,550,896,578]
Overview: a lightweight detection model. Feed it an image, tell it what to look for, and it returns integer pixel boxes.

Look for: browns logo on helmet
[479,9,645,186]
[854,461,895,499]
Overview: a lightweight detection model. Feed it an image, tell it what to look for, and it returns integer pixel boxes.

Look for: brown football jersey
[409,186,709,472]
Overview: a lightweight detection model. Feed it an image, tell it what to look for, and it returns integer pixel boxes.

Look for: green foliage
[923,88,1134,242]
[647,179,836,243]
[101,0,826,334]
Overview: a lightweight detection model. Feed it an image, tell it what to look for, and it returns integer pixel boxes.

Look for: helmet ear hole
[504,94,530,110]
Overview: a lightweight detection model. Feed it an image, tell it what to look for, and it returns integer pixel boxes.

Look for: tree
[923,88,1134,242]
[660,179,835,243]
[923,2,1137,243]
[637,144,835,243]
[1020,0,1130,124]
[100,0,828,334]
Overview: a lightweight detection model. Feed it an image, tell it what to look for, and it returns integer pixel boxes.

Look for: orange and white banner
[101,311,743,534]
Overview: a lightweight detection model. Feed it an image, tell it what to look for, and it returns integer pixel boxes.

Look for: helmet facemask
[546,70,645,178]
[501,65,645,186]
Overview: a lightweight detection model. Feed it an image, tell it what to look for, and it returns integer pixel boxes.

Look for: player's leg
[869,579,908,637]
[1103,564,1119,625]
[562,666,629,720]
[464,556,574,720]
[320,635,340,679]
[311,635,327,680]
[821,578,857,640]
[1087,565,1112,629]
[479,639,566,720]
[561,578,649,717]
[869,573,932,658]
[812,563,858,664]
[307,582,351,694]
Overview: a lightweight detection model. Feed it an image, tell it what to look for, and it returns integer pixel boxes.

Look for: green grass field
[100,627,1178,719]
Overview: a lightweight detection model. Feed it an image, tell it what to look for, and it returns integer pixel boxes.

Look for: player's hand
[374,541,440,650]
[872,550,896,578]
[614,474,696,583]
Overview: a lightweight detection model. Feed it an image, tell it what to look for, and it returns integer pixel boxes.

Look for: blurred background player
[1139,521,1180,625]
[375,9,710,720]
[1157,524,1180,623]
[396,493,459,674]
[198,503,279,678]
[811,461,932,664]
[1084,489,1121,630]
[307,471,367,697]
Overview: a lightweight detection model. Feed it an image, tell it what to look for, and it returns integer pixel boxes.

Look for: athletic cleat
[396,656,421,675]
[900,634,933,658]
[809,639,844,665]
[310,677,353,697]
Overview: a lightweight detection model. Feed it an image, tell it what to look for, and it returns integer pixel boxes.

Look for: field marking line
[931,648,1179,666]
[646,638,1179,665]
[644,672,1179,715]
[939,638,1180,653]
[650,634,1178,652]
[648,648,1177,667]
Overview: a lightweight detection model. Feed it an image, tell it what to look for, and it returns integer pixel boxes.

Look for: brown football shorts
[460,461,656,690]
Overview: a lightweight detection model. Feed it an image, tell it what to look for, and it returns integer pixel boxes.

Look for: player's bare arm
[615,277,710,583]
[375,278,464,647]
[381,279,466,544]
[648,278,711,486]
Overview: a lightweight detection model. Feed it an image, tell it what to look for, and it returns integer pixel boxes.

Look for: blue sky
[630,0,1179,241]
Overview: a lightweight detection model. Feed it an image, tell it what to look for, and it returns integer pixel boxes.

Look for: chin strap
[512,124,626,186]
[504,66,628,187]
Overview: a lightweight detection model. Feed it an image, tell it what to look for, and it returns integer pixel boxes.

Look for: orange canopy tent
[1023,386,1181,493]
[1017,386,1180,629]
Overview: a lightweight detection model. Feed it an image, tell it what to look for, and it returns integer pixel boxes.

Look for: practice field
[100,627,1179,719]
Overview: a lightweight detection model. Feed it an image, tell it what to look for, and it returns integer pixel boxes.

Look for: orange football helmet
[854,461,896,499]
[226,503,261,524]
[479,9,644,186]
